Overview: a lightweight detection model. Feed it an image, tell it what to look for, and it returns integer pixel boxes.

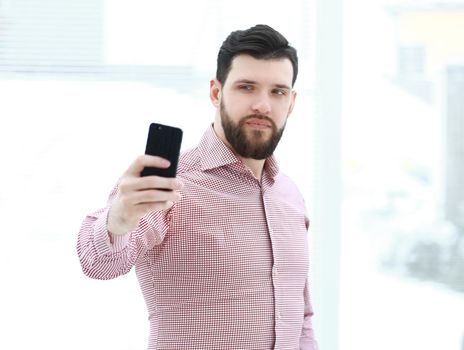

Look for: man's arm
[77,155,183,280]
[77,204,171,280]
[299,277,319,350]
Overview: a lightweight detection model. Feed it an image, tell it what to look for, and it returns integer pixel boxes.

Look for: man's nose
[251,93,271,115]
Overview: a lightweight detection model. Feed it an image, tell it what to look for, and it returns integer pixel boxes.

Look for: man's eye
[239,85,253,91]
[273,89,287,95]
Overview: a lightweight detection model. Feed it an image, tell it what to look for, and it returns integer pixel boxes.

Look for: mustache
[240,115,276,128]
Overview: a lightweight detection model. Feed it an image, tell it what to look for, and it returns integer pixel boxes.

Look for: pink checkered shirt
[77,125,318,350]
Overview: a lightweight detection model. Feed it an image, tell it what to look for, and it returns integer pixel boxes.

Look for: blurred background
[0,0,463,349]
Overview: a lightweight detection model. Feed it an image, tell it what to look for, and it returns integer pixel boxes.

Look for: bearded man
[77,24,318,350]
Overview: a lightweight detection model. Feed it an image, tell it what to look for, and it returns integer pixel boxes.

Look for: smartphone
[141,123,183,178]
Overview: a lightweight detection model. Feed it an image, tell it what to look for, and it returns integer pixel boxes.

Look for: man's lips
[245,118,272,129]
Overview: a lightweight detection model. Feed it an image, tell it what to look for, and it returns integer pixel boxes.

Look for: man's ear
[287,90,297,116]
[210,79,222,107]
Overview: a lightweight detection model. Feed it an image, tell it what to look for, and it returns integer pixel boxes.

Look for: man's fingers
[125,155,170,177]
[127,189,182,206]
[137,176,184,191]
[119,176,183,193]
[135,201,175,215]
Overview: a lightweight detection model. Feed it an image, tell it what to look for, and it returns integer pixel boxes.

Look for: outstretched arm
[77,155,183,280]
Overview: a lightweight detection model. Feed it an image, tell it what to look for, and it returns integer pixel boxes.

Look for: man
[78,24,318,350]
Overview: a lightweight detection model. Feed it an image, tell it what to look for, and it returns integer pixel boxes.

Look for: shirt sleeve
[299,277,319,350]
[76,184,171,280]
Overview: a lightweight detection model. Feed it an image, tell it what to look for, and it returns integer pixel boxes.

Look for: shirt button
[277,311,282,320]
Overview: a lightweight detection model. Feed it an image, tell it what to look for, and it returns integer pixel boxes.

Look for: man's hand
[107,155,183,236]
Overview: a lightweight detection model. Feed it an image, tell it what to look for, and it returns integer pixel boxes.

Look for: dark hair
[216,24,298,86]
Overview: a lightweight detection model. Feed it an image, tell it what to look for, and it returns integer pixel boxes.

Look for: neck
[240,157,266,180]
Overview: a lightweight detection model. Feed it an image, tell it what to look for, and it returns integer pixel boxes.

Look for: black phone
[141,123,183,178]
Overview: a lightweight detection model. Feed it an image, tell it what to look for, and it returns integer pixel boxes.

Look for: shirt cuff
[92,208,131,256]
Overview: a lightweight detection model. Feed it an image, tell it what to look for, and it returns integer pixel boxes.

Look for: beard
[220,100,286,160]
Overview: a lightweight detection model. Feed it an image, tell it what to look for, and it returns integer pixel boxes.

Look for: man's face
[219,99,285,160]
[212,54,296,160]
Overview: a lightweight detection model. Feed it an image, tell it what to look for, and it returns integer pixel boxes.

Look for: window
[339,1,464,349]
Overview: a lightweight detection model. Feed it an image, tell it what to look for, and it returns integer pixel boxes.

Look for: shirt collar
[198,124,280,180]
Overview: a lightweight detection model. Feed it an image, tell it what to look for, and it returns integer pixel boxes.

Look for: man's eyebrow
[233,79,291,90]
[274,84,291,90]
[233,79,257,85]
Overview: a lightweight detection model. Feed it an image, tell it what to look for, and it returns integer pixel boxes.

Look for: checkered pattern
[78,125,318,350]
